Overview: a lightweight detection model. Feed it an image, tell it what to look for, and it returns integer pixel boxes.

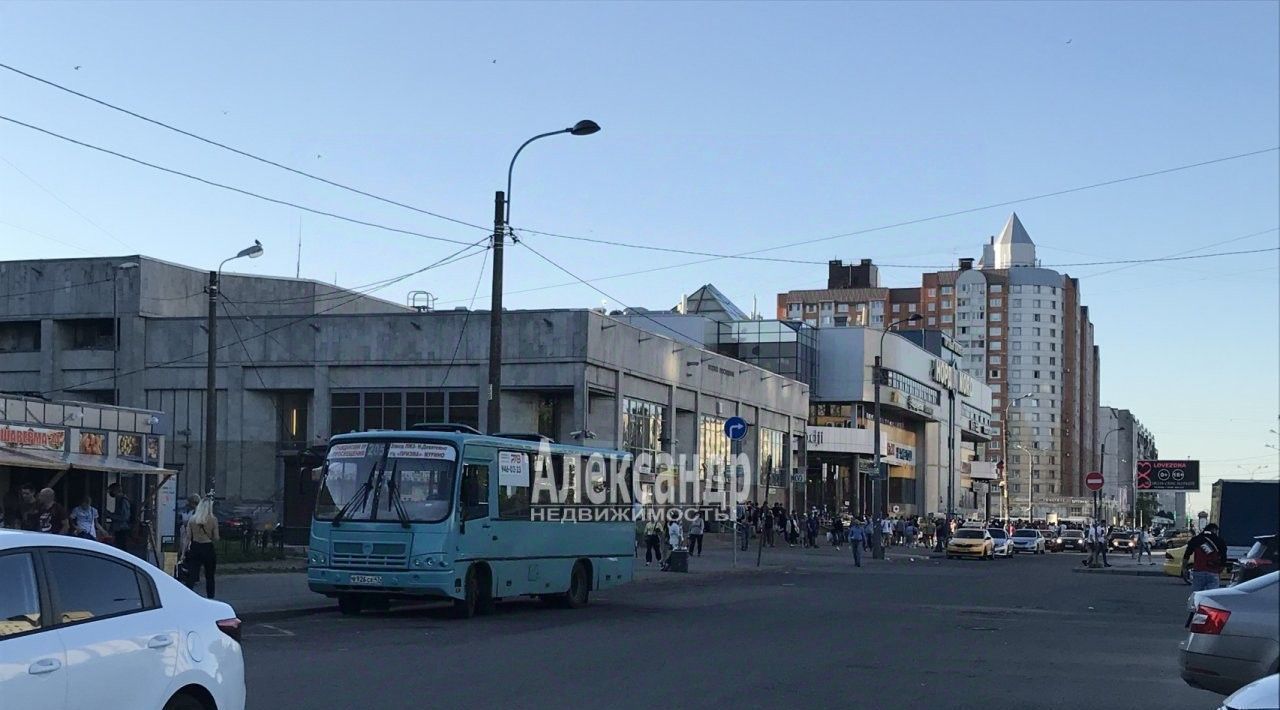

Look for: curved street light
[1100,426,1126,525]
[206,240,265,493]
[869,313,922,558]
[488,122,600,433]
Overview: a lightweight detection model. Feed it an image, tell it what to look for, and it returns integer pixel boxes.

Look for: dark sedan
[1230,534,1278,585]
[1051,529,1088,552]
[214,503,254,540]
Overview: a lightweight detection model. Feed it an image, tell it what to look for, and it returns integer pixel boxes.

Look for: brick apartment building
[777,213,1101,518]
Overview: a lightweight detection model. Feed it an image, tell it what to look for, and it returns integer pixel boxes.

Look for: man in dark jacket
[1183,523,1228,592]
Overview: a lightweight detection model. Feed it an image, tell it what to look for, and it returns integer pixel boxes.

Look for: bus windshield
[314,441,457,524]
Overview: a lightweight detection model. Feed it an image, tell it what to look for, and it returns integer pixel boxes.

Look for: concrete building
[1097,406,1165,525]
[1,257,809,539]
[776,213,1101,520]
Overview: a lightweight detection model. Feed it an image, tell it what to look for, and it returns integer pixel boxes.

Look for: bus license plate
[350,575,383,586]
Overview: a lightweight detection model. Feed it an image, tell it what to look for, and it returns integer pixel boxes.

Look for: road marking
[243,623,296,638]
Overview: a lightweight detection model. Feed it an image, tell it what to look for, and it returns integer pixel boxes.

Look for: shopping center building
[0,257,809,540]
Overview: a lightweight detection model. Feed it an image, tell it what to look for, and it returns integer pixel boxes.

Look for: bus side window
[462,464,490,520]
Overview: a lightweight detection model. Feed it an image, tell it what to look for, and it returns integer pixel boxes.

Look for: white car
[0,530,245,710]
[1217,674,1279,710]
[1009,528,1047,554]
[987,528,1015,558]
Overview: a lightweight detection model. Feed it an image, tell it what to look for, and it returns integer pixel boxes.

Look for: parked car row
[945,528,1053,559]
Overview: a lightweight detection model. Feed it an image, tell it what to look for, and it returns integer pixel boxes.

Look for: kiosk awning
[0,447,70,470]
[6,449,172,475]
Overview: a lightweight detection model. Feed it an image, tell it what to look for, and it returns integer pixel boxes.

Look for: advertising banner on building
[0,423,67,451]
[1136,460,1200,491]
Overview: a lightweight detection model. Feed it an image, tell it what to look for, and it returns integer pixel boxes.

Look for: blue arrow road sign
[724,416,748,441]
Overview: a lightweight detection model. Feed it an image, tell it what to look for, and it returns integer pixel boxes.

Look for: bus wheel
[564,562,590,609]
[453,569,479,618]
[337,594,364,616]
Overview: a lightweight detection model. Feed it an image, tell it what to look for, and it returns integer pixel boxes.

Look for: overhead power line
[516,240,724,347]
[0,114,475,247]
[439,248,491,388]
[0,276,113,299]
[438,232,1280,306]
[0,61,490,234]
[511,146,1278,262]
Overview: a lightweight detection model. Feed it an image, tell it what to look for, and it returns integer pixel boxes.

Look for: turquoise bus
[307,425,636,616]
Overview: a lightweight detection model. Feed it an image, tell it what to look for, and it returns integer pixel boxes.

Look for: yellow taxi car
[1162,545,1233,584]
[947,528,994,560]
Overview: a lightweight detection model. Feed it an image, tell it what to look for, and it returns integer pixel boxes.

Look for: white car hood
[1220,673,1279,710]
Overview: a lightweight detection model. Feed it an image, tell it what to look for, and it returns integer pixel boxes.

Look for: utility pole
[487,190,505,434]
[204,270,218,495]
[203,240,263,496]
[872,353,884,559]
[947,373,956,522]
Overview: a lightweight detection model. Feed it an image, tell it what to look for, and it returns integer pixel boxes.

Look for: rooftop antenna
[295,217,302,278]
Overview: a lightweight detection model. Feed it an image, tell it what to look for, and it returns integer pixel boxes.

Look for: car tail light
[216,617,243,643]
[1188,604,1230,635]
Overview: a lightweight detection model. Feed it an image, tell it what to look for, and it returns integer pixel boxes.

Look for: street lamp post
[205,240,264,495]
[1100,426,1126,525]
[872,313,921,559]
[487,120,600,434]
[112,261,139,405]
[1001,392,1033,522]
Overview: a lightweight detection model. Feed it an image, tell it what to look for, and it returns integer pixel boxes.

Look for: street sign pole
[724,416,748,569]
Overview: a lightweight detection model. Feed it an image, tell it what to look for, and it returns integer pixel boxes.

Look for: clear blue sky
[2,1,1277,512]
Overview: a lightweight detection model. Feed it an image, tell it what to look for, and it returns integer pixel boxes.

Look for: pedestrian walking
[185,497,220,598]
[805,512,819,548]
[1135,527,1154,565]
[688,512,705,556]
[105,483,134,552]
[880,516,894,547]
[1100,524,1112,567]
[762,505,775,547]
[830,515,844,551]
[70,493,107,540]
[643,518,663,566]
[1183,523,1227,593]
[848,517,867,567]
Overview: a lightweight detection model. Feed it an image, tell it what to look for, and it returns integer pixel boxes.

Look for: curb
[1070,567,1166,577]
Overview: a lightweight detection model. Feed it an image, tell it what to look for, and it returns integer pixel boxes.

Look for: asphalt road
[242,551,1217,710]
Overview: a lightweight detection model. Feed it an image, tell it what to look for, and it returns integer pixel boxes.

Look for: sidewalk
[220,531,910,620]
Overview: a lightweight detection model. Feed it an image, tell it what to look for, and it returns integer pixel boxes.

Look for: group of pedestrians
[640,512,704,571]
[0,482,135,550]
